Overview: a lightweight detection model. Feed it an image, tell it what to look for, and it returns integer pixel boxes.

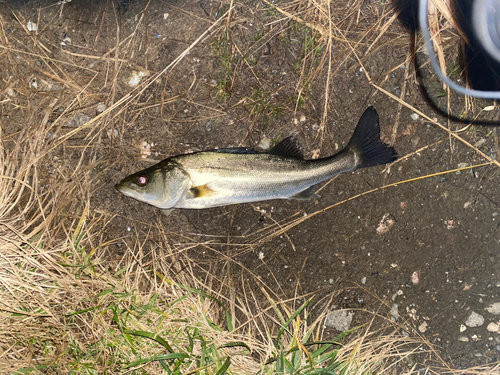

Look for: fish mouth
[115,183,131,196]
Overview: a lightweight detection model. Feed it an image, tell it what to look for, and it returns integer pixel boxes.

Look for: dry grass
[0,0,499,374]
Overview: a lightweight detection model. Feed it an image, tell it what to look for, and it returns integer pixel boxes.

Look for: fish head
[115,160,190,209]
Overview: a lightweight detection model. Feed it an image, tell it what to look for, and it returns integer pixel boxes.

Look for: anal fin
[161,208,176,217]
[290,185,320,200]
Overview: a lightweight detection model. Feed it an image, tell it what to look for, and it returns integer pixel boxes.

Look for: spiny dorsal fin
[214,147,258,154]
[269,137,303,159]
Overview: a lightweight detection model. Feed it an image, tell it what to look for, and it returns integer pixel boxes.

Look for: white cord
[419,0,500,99]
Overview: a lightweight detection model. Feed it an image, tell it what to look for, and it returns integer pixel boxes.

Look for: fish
[115,106,397,209]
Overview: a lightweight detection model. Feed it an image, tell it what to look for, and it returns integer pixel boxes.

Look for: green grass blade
[125,330,175,353]
[219,341,251,352]
[215,357,231,375]
[275,297,313,347]
[125,353,189,368]
[225,310,233,331]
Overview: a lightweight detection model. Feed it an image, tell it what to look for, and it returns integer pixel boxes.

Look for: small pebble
[127,70,148,87]
[411,271,421,285]
[328,278,334,284]
[457,162,469,169]
[361,276,366,285]
[458,336,469,342]
[418,321,428,333]
[376,213,395,234]
[96,102,106,113]
[410,113,419,121]
[258,137,271,150]
[390,72,397,79]
[390,303,399,321]
[465,311,484,327]
[26,21,37,31]
[475,138,486,147]
[487,322,499,332]
[486,302,500,315]
[205,120,213,132]
[460,324,467,332]
[64,113,92,128]
[444,219,456,230]
[325,310,354,331]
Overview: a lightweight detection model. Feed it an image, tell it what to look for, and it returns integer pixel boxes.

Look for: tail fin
[346,107,397,168]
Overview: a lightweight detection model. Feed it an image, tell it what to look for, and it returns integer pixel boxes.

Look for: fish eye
[136,175,149,186]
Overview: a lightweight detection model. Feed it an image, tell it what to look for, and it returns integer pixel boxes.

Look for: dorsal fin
[269,137,303,159]
[213,147,258,154]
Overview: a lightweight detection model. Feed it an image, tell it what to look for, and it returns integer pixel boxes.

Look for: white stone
[325,310,354,332]
[257,137,271,150]
[418,321,428,333]
[128,70,148,87]
[486,302,500,315]
[465,311,484,327]
[27,21,37,31]
[487,322,499,332]
[390,304,399,321]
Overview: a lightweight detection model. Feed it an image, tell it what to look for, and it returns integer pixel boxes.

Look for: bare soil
[2,0,500,370]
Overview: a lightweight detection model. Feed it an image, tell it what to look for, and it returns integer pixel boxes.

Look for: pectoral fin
[290,185,320,200]
[190,183,215,198]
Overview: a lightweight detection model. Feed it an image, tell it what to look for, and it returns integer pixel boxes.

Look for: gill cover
[115,160,191,209]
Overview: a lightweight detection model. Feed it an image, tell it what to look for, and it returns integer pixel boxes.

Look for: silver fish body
[115,107,397,209]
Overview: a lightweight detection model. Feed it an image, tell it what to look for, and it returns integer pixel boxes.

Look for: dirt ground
[2,0,500,370]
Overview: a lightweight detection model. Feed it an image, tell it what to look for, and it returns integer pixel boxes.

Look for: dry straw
[0,1,499,374]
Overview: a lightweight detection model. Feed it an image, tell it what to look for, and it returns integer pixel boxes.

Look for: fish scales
[115,107,397,210]
[169,152,357,208]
